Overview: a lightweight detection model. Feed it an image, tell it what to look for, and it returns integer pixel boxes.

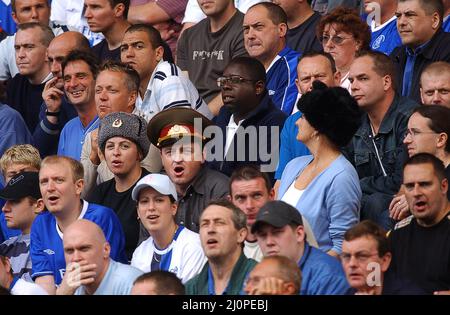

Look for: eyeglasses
[320,34,352,45]
[404,129,438,139]
[217,75,255,87]
[340,251,380,264]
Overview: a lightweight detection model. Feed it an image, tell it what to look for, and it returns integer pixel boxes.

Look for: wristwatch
[45,109,60,117]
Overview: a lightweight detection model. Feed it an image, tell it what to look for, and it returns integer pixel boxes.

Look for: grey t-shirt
[287,11,323,54]
[311,0,361,15]
[176,11,248,103]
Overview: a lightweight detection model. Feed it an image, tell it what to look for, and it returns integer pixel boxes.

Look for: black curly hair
[297,81,362,147]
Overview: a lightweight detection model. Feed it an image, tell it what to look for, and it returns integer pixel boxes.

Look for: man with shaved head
[57,219,143,295]
[420,61,450,107]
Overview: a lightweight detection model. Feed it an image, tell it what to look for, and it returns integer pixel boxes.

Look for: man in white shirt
[121,23,212,121]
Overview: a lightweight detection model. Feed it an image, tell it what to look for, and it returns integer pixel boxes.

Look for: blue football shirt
[30,200,127,285]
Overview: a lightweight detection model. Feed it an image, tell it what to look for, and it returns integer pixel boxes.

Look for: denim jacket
[343,95,418,195]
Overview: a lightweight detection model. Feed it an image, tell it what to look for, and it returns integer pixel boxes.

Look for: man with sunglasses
[210,56,287,182]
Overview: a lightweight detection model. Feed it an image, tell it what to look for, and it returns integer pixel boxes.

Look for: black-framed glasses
[404,128,438,139]
[217,76,255,87]
[320,34,352,45]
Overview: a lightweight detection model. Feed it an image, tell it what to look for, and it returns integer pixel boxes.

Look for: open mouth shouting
[47,195,60,206]
[413,200,427,212]
[173,165,185,177]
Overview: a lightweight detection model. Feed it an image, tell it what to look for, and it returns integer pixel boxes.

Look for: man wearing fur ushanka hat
[87,112,151,260]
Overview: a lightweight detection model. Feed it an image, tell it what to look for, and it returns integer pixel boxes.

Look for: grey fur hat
[98,112,150,159]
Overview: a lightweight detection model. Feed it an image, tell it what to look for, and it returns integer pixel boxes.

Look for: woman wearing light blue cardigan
[278,81,362,257]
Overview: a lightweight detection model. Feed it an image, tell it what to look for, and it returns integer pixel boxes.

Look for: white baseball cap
[132,174,178,202]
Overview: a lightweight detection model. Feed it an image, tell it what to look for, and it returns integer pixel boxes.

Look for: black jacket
[209,92,287,183]
[390,29,450,104]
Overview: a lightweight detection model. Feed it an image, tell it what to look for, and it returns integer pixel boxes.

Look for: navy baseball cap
[0,172,41,200]
[251,201,303,234]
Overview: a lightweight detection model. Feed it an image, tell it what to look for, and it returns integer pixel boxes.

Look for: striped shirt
[136,60,213,122]
[0,234,32,282]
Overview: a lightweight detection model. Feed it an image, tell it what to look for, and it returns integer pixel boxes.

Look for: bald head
[64,219,107,245]
[48,32,91,82]
[63,219,110,273]
[63,219,111,293]
[420,61,450,107]
[244,255,301,295]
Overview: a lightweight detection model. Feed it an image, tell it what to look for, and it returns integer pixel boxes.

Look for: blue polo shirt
[57,116,99,161]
